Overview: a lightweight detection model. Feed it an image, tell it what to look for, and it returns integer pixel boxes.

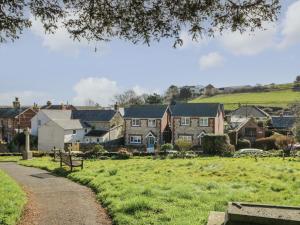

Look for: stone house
[124,105,171,152]
[232,117,265,144]
[170,103,224,146]
[0,98,38,142]
[229,105,270,126]
[204,84,217,96]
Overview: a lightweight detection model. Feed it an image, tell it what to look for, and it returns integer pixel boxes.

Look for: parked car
[234,148,269,157]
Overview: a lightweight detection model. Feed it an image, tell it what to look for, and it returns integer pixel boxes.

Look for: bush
[202,134,234,156]
[93,144,107,154]
[254,137,277,150]
[275,136,294,156]
[161,143,173,152]
[114,148,132,160]
[237,139,251,150]
[175,139,193,157]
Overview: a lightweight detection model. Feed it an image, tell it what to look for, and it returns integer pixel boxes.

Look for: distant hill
[190,84,300,110]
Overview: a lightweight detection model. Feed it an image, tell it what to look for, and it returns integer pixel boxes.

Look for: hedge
[202,134,235,156]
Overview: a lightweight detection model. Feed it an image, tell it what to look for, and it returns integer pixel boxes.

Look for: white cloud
[219,22,277,55]
[31,17,103,56]
[199,52,224,70]
[72,77,119,106]
[132,85,161,96]
[279,0,300,48]
[0,91,50,106]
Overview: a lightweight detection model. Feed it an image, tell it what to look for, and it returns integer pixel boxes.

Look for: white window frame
[148,119,156,127]
[181,117,190,126]
[132,118,141,127]
[199,117,209,127]
[178,135,192,142]
[130,136,142,144]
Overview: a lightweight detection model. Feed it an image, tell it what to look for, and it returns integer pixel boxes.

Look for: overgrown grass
[19,157,300,225]
[0,169,26,225]
[190,89,300,110]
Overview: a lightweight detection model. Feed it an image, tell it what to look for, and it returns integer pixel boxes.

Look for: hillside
[190,89,300,110]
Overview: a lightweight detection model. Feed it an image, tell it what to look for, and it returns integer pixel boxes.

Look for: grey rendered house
[170,103,225,146]
[124,105,172,152]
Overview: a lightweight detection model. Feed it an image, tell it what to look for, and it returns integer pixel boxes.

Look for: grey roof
[41,110,72,120]
[72,110,116,122]
[170,103,223,117]
[0,107,30,118]
[124,105,168,118]
[52,119,84,130]
[230,106,269,118]
[271,116,297,129]
[85,130,108,137]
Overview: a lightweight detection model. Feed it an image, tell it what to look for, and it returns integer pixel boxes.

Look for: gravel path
[0,163,112,225]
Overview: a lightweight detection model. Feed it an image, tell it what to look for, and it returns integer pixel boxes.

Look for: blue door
[147,137,155,153]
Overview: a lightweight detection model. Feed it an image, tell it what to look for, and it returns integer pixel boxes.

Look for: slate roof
[271,116,297,129]
[52,119,84,130]
[72,110,116,122]
[124,105,168,118]
[41,110,72,120]
[0,107,30,118]
[230,106,269,118]
[85,130,108,137]
[170,103,223,117]
[41,104,75,110]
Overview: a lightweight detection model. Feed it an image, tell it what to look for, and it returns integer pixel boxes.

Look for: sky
[0,0,300,107]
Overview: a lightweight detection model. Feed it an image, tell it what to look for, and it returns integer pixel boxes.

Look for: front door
[147,136,155,153]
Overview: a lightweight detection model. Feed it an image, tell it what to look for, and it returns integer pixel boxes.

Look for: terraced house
[170,103,224,146]
[124,105,172,152]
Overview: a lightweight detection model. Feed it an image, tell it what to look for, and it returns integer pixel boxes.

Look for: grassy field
[0,168,26,225]
[190,89,300,110]
[19,157,300,225]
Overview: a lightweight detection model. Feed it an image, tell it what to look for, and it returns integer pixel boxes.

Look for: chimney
[114,102,119,111]
[13,97,20,109]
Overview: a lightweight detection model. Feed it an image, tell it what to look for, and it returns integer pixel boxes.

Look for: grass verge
[0,169,26,225]
[19,157,300,225]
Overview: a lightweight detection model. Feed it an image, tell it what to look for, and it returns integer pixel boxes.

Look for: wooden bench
[59,151,84,172]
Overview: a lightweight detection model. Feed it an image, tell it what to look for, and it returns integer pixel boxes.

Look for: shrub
[237,139,251,150]
[161,143,173,152]
[114,148,132,160]
[254,137,277,150]
[175,139,192,157]
[275,136,294,156]
[93,144,107,154]
[202,134,234,156]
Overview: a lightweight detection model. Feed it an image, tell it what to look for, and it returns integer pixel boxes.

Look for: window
[178,135,192,142]
[148,119,156,127]
[85,129,88,133]
[245,128,256,137]
[132,119,141,127]
[130,136,142,144]
[199,118,209,126]
[38,120,41,126]
[73,130,77,135]
[181,117,190,126]
[97,138,100,143]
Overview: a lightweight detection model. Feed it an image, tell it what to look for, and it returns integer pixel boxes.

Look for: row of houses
[0,98,298,152]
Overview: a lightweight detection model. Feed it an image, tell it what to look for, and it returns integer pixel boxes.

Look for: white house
[38,119,89,151]
[31,110,72,136]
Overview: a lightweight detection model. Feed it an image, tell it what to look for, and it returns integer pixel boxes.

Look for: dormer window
[181,117,190,126]
[132,118,141,127]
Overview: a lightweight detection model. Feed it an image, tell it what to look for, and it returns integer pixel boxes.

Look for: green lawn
[190,89,300,110]
[0,169,26,225]
[19,157,300,225]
